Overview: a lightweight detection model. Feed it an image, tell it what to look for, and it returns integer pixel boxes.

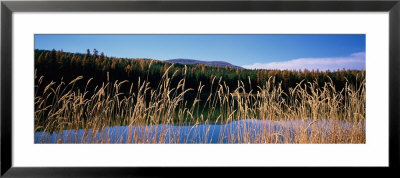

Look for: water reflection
[34,119,364,144]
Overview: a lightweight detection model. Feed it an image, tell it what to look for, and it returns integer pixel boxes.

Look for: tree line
[35,49,365,94]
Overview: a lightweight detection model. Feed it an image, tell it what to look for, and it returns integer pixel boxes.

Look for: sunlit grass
[34,66,365,144]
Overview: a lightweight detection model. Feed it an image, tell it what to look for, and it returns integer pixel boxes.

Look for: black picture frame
[1,0,399,177]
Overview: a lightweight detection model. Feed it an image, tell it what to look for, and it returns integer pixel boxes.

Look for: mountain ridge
[166,58,243,69]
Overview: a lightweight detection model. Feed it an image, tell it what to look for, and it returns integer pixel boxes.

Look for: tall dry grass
[34,66,365,144]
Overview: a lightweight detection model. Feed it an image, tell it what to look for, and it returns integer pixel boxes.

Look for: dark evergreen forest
[34,49,365,95]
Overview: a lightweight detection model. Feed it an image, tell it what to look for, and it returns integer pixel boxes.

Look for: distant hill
[166,59,243,69]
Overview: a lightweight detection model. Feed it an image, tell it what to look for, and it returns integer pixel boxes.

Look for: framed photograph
[1,0,399,177]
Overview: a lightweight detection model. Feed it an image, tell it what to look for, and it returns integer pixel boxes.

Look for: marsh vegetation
[34,49,365,144]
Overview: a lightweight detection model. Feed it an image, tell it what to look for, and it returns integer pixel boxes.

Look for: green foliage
[34,49,365,94]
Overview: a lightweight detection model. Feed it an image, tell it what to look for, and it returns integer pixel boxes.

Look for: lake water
[34,119,364,144]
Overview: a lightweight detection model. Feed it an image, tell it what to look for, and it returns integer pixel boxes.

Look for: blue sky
[35,34,365,71]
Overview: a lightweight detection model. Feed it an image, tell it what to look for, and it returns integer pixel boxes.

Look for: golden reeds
[34,67,365,144]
